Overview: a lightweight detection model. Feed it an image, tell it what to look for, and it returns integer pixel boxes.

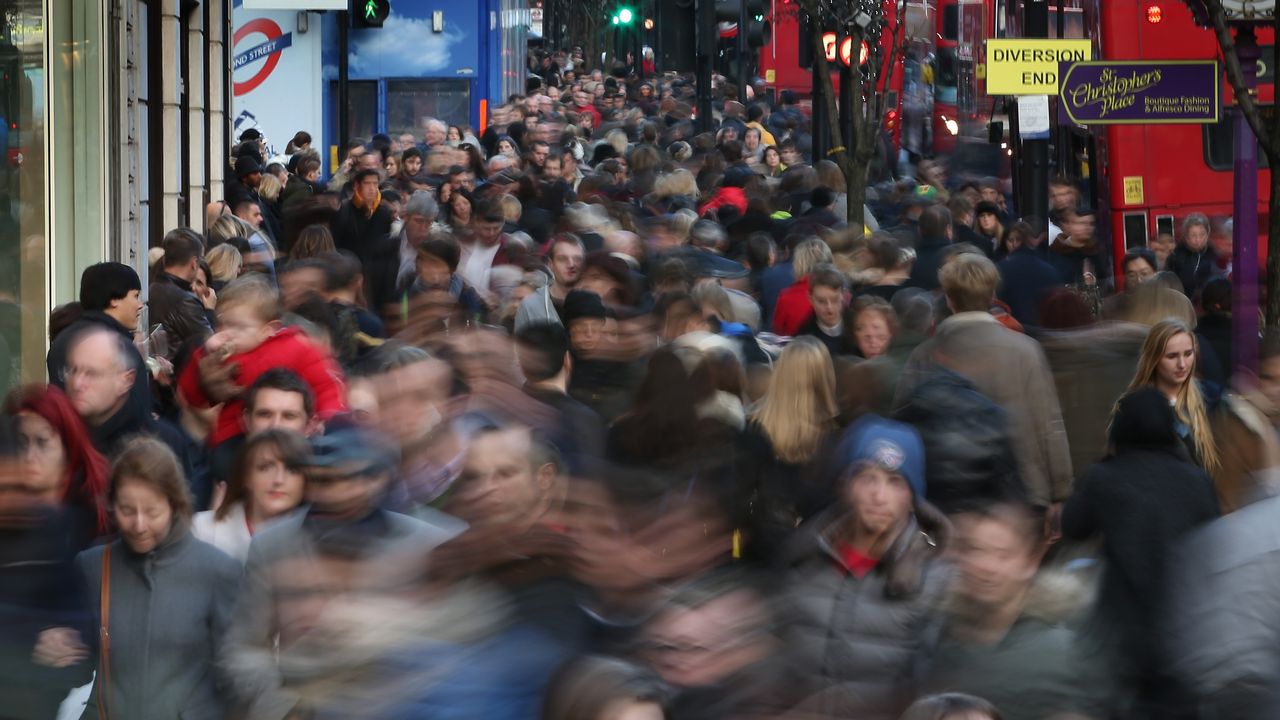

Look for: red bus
[954,0,1273,273]
[757,0,939,156]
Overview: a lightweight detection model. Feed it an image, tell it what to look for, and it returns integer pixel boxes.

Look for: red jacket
[772,277,814,337]
[699,186,748,218]
[178,327,347,447]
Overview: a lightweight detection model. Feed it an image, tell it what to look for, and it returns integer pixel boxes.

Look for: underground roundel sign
[233,18,294,97]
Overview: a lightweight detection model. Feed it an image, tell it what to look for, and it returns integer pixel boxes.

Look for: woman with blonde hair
[744,337,839,560]
[204,243,243,291]
[1116,318,1219,471]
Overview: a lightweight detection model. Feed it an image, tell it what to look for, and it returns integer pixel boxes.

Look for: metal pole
[338,11,350,155]
[1233,25,1261,374]
[737,0,750,102]
[696,0,715,133]
[1020,0,1049,236]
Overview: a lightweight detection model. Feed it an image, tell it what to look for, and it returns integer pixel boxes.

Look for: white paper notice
[1018,95,1051,140]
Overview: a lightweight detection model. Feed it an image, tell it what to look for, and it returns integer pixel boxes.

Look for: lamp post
[1221,0,1276,374]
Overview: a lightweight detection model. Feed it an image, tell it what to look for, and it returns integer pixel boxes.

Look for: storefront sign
[986,39,1091,95]
[1058,60,1220,125]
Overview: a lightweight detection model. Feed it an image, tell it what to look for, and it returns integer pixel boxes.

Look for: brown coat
[895,312,1073,506]
[1212,389,1280,513]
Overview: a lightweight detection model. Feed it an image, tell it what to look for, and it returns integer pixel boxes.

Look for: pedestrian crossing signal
[352,0,390,28]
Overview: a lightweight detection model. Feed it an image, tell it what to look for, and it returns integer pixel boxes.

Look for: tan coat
[895,312,1073,506]
[1212,389,1280,512]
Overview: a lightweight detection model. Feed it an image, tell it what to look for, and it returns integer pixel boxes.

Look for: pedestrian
[1062,387,1219,717]
[1120,318,1219,472]
[148,227,214,360]
[543,656,668,720]
[785,414,950,720]
[1166,212,1218,298]
[74,437,241,720]
[742,337,839,556]
[897,252,1072,510]
[795,264,859,357]
[996,221,1061,328]
[191,428,308,562]
[5,383,111,549]
[771,238,834,336]
[850,295,897,360]
[923,501,1106,720]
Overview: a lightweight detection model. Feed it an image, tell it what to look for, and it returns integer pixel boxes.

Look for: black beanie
[562,289,608,325]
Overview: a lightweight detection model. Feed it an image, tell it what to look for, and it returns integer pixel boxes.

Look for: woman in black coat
[1061,387,1220,719]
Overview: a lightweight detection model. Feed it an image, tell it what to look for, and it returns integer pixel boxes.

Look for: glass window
[386,79,471,137]
[1203,109,1273,171]
[943,4,959,42]
[0,1,48,394]
[329,80,377,143]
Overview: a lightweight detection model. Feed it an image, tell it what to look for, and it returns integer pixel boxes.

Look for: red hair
[5,384,111,535]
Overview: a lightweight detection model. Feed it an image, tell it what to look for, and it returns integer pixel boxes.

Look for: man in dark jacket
[906,205,952,291]
[148,227,213,360]
[1046,206,1112,291]
[63,326,208,504]
[796,264,859,357]
[997,221,1062,327]
[330,168,396,310]
[226,155,264,210]
[47,262,151,416]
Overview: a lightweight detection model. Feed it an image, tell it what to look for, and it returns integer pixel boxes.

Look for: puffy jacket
[148,272,213,359]
[784,505,951,720]
[699,186,748,218]
[178,327,346,447]
[894,368,1024,513]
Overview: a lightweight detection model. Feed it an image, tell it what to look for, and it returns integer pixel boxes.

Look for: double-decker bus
[758,0,939,157]
[953,0,1273,272]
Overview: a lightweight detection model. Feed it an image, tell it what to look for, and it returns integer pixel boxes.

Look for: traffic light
[715,0,771,47]
[611,6,635,25]
[352,0,390,28]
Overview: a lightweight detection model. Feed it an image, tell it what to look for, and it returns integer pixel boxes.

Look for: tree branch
[1203,0,1280,160]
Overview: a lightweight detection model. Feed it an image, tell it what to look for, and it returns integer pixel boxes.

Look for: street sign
[986,38,1091,95]
[1058,60,1220,125]
[823,32,838,63]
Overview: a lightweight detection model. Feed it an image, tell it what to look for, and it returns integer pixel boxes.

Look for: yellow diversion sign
[986,39,1092,95]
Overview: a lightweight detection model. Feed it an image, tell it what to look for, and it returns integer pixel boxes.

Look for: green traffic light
[364,0,379,20]
[611,14,619,24]
[618,7,633,23]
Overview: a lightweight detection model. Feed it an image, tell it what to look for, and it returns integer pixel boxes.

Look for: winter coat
[1061,404,1220,677]
[89,403,210,509]
[148,272,213,359]
[1036,322,1149,485]
[513,285,561,332]
[47,311,152,419]
[76,526,241,720]
[896,312,1073,506]
[771,276,813,337]
[220,508,465,720]
[922,572,1107,720]
[699,186,748,218]
[1212,387,1280,512]
[784,506,951,720]
[0,508,93,719]
[796,314,859,358]
[894,368,1024,513]
[177,326,346,447]
[1167,244,1219,298]
[1170,493,1280,719]
[1047,236,1112,290]
[998,246,1063,328]
[330,200,396,307]
[906,233,952,291]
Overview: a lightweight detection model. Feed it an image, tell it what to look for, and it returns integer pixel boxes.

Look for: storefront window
[387,79,471,137]
[0,3,48,395]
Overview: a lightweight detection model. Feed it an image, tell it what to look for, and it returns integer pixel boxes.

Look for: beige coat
[1212,388,1280,512]
[895,312,1073,506]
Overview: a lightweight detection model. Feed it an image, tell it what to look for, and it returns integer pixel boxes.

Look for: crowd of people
[2,48,1278,720]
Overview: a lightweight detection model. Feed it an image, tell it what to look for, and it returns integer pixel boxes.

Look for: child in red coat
[178,275,347,449]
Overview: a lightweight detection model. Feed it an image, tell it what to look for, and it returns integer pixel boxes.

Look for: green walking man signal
[352,0,390,28]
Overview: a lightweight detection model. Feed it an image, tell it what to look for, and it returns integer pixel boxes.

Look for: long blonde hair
[751,336,837,464]
[1121,319,1219,471]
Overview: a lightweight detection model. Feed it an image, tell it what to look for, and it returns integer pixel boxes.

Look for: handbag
[95,544,112,719]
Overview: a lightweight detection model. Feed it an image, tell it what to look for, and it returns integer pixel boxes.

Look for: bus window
[936,47,958,104]
[1203,110,1273,171]
[943,4,959,42]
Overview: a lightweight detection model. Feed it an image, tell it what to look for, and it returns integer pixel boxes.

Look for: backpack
[894,368,1026,513]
